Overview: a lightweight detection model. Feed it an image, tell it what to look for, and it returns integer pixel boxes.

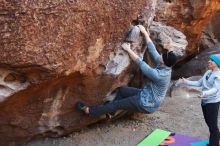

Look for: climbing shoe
[76,101,89,114]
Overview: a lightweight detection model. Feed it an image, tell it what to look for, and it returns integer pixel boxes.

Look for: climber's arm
[138,25,160,66]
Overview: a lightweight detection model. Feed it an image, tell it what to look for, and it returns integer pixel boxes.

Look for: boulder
[210,10,220,42]
[155,0,220,54]
[0,0,157,145]
[0,0,219,145]
[149,21,188,56]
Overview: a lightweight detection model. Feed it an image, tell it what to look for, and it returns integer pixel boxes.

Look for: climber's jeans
[89,86,144,117]
[202,102,220,146]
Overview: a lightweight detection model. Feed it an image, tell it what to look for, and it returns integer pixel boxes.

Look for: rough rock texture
[149,21,188,56]
[210,10,220,42]
[0,0,219,146]
[0,68,29,102]
[198,10,220,51]
[199,26,218,51]
[0,0,153,78]
[155,0,220,54]
[0,0,158,146]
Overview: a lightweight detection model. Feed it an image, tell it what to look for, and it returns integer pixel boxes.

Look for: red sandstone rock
[0,0,156,145]
[0,0,219,145]
[155,0,220,54]
[209,10,220,42]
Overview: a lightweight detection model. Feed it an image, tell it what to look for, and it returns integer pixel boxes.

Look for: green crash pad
[137,129,171,146]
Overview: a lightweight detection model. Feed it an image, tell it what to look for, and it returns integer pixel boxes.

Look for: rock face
[149,21,188,56]
[210,10,220,42]
[0,0,158,145]
[0,0,153,78]
[0,0,219,146]
[0,68,29,102]
[198,10,220,51]
[155,0,220,54]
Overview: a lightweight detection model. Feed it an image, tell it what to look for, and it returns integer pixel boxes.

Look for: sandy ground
[27,95,216,146]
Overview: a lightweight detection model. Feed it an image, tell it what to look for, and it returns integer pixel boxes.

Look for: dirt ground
[27,95,215,146]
